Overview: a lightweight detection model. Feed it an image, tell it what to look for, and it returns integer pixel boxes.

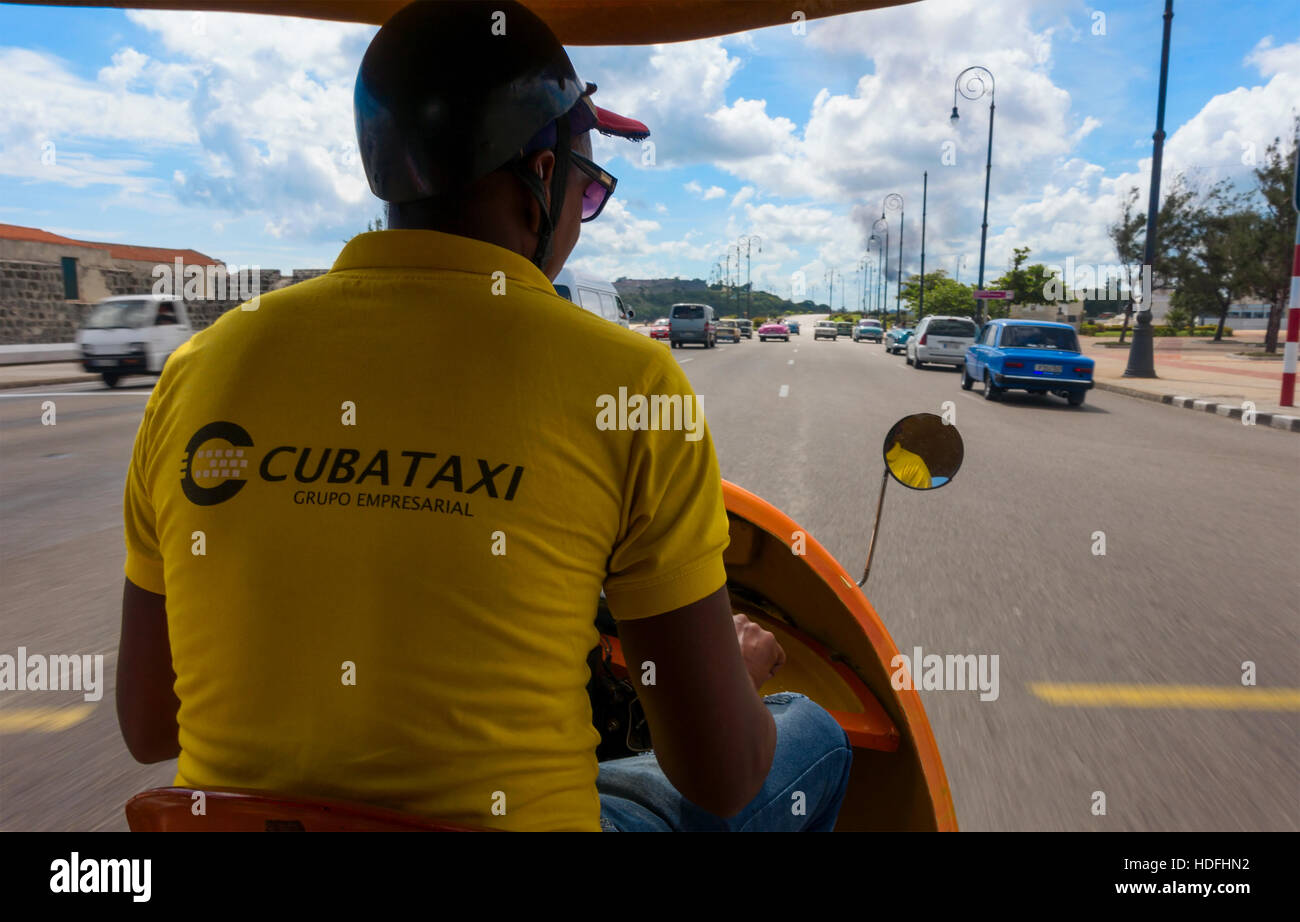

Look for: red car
[758,322,790,342]
[648,318,670,341]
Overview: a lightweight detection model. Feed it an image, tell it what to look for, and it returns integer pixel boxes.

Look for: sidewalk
[1082,332,1300,431]
[0,361,99,390]
[0,343,79,365]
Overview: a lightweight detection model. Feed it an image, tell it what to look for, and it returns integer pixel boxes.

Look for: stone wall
[0,260,329,345]
[187,298,245,330]
[0,260,95,345]
[101,266,160,298]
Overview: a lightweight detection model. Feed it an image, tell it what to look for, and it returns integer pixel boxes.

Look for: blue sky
[0,0,1295,306]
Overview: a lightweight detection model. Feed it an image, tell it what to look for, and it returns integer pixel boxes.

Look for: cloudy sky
[1,0,1296,306]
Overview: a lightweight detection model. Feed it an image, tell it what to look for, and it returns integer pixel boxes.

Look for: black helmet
[355,1,647,269]
[356,1,575,204]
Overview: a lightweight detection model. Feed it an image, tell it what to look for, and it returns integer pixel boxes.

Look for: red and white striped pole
[1282,220,1299,407]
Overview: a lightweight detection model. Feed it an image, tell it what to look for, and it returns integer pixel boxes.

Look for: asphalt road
[1,323,1297,831]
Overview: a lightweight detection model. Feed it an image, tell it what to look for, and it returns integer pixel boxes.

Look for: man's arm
[116,578,180,763]
[615,585,780,818]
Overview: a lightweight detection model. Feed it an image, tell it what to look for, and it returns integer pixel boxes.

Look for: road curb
[0,375,100,391]
[1093,381,1300,432]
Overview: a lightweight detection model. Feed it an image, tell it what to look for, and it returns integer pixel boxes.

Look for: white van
[552,268,634,328]
[76,294,193,387]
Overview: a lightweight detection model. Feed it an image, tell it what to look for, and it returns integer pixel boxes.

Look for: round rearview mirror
[882,413,964,490]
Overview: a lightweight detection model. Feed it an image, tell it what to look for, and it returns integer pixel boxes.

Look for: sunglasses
[570,152,617,222]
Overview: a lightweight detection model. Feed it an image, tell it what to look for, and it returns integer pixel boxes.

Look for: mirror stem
[858,468,890,587]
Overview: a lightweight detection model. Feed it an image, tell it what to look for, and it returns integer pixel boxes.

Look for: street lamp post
[951,65,996,325]
[884,195,904,326]
[871,218,890,320]
[729,244,743,314]
[868,237,879,315]
[723,249,732,309]
[738,234,762,320]
[1124,0,1174,379]
[919,171,928,323]
[858,257,869,313]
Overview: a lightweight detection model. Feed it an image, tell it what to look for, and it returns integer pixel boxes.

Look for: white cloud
[572,197,714,278]
[1,11,379,241]
[97,48,148,88]
[1245,37,1300,78]
[683,180,727,201]
[0,47,195,150]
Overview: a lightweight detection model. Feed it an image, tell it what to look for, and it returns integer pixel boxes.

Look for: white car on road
[76,294,193,388]
[907,315,978,369]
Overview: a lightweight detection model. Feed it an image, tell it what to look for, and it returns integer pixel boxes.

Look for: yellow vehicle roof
[21,0,917,44]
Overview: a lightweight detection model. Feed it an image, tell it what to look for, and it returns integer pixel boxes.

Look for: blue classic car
[962,319,1094,406]
[884,327,913,354]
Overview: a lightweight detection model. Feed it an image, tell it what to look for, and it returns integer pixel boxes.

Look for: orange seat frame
[125,787,493,832]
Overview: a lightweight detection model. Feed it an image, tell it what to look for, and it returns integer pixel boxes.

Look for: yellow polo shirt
[885,441,932,489]
[122,230,730,831]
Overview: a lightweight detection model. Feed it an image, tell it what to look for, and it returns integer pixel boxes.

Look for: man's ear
[530,149,557,182]
[523,150,557,230]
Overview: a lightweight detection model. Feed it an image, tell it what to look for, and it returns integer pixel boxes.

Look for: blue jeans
[596,693,852,831]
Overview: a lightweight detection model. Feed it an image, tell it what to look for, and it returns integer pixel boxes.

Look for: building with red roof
[0,223,225,344]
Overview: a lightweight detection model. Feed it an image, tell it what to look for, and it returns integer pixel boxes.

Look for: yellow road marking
[1030,683,1300,710]
[0,705,96,733]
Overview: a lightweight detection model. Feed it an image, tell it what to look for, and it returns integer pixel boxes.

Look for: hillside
[613,278,828,322]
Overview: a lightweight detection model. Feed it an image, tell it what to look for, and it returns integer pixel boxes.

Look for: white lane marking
[793,349,798,353]
[677,357,694,364]
[787,359,794,365]
[779,384,790,398]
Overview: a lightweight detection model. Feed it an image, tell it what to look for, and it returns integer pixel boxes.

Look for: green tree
[902,271,975,319]
[1108,186,1145,343]
[900,269,947,320]
[1166,180,1255,342]
[1107,174,1204,342]
[986,247,1057,319]
[1243,123,1298,353]
[1163,303,1195,336]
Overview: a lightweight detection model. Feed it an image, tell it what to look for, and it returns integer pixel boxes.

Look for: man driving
[117,0,851,832]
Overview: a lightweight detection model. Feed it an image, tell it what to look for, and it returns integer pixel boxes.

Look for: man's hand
[733,613,785,691]
[614,587,778,817]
